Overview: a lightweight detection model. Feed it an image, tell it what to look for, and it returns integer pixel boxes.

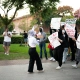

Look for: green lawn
[0,44,50,60]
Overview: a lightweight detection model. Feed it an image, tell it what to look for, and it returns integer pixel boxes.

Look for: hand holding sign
[48,32,61,48]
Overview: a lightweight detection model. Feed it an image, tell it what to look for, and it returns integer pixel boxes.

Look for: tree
[0,0,24,29]
[1,0,59,28]
[29,0,59,26]
[57,6,73,17]
[74,9,80,18]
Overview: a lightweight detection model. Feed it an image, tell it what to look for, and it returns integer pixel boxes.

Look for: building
[12,15,33,34]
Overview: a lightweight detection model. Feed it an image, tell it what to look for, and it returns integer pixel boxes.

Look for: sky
[16,0,80,17]
[57,0,80,11]
[0,0,80,18]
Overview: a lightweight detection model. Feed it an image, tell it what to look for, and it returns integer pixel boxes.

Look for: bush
[0,34,49,44]
[0,36,24,44]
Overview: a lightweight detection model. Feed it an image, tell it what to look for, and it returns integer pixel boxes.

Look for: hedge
[0,36,24,44]
[0,36,49,44]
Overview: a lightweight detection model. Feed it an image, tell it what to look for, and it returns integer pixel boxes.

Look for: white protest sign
[48,32,61,48]
[50,18,61,29]
[65,18,77,28]
[76,34,80,49]
[65,24,75,38]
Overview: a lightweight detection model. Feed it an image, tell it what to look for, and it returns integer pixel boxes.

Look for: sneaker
[27,72,33,74]
[72,64,77,68]
[56,66,61,70]
[52,58,56,62]
[5,53,7,55]
[49,57,54,61]
[62,61,65,64]
[38,69,44,73]
[6,53,9,55]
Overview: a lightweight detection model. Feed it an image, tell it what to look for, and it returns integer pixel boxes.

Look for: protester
[28,25,44,73]
[38,27,48,60]
[3,28,12,55]
[54,28,65,69]
[61,25,69,63]
[69,27,77,61]
[72,25,80,68]
[48,27,56,61]
[23,31,28,47]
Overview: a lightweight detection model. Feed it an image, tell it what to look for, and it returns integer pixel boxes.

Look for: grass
[0,44,50,60]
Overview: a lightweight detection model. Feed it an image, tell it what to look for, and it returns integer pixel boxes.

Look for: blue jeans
[62,48,68,62]
[39,42,47,59]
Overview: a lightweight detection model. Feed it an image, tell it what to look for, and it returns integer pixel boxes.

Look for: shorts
[24,38,27,42]
[3,41,11,46]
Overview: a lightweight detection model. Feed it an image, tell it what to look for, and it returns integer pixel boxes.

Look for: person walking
[61,25,69,63]
[72,32,80,68]
[3,28,12,55]
[49,27,56,61]
[28,27,43,73]
[69,27,77,61]
[54,28,65,70]
[38,27,48,60]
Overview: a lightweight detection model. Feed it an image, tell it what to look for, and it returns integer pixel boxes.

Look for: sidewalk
[0,59,80,80]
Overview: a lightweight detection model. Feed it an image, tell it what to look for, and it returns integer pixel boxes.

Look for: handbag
[48,43,54,50]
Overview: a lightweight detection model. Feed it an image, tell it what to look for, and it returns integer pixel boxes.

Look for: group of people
[49,24,80,70]
[27,23,80,73]
[2,23,80,73]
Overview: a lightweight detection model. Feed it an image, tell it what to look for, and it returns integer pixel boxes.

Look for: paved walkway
[0,59,80,80]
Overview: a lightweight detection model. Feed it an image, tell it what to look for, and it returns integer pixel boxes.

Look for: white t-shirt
[3,31,12,42]
[28,36,39,47]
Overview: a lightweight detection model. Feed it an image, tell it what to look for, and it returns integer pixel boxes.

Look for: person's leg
[28,48,35,72]
[43,42,48,59]
[49,49,55,61]
[3,42,7,54]
[49,49,53,57]
[76,61,79,65]
[62,48,68,63]
[39,43,43,59]
[35,50,43,71]
[54,48,58,61]
[57,48,64,67]
[70,46,76,61]
[3,45,7,54]
[6,42,11,55]
[6,46,10,55]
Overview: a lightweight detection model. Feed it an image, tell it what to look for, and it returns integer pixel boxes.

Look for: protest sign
[50,18,61,29]
[65,24,75,38]
[65,18,77,28]
[48,32,61,48]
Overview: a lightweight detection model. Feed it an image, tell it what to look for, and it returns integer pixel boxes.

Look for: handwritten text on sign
[48,32,61,48]
[50,18,61,29]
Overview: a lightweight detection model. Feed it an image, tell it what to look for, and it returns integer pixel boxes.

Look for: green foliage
[76,18,80,26]
[0,36,23,44]
[30,19,38,27]
[61,16,74,22]
[0,44,50,60]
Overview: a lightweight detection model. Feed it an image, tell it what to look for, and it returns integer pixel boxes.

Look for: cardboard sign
[48,32,61,48]
[65,24,75,38]
[50,18,61,29]
[65,18,77,28]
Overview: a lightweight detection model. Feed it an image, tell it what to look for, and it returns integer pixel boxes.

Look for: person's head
[39,27,43,33]
[28,30,36,37]
[24,31,25,33]
[61,25,66,34]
